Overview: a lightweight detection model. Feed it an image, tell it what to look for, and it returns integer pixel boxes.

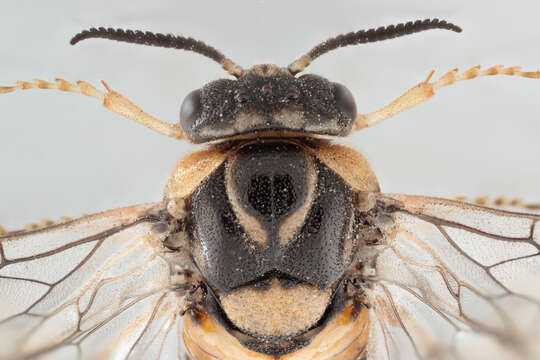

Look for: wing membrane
[0,203,183,360]
[366,194,540,360]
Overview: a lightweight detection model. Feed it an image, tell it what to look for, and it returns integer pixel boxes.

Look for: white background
[1,0,539,229]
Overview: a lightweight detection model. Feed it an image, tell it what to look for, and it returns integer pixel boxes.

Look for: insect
[1,18,540,360]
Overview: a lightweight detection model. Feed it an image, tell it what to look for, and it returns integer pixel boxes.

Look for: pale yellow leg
[0,79,187,140]
[354,65,540,131]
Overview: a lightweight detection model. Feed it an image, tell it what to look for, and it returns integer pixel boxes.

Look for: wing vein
[1,217,155,265]
[0,274,51,286]
[125,292,169,359]
[157,313,178,360]
[380,284,423,359]
[410,212,536,243]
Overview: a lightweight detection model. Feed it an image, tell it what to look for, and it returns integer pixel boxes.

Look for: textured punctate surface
[189,141,356,292]
[181,67,356,142]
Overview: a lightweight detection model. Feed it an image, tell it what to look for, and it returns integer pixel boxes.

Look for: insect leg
[0,78,187,140]
[354,65,540,131]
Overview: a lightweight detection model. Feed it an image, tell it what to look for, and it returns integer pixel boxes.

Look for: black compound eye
[179,89,202,133]
[333,82,357,121]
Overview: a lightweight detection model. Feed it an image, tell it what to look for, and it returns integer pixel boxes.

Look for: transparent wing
[365,194,540,360]
[0,203,184,360]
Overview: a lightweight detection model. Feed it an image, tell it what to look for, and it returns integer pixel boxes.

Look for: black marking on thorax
[227,142,311,250]
[189,141,356,293]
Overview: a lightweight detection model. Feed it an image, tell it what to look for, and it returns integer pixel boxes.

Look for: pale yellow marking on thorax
[220,278,331,338]
[278,148,317,246]
[165,145,230,201]
[282,306,369,360]
[224,139,317,247]
[225,153,269,247]
[308,143,380,192]
[183,305,370,360]
[183,312,270,360]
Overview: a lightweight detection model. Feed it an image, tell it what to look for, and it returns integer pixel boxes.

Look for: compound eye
[333,82,357,121]
[179,89,202,133]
